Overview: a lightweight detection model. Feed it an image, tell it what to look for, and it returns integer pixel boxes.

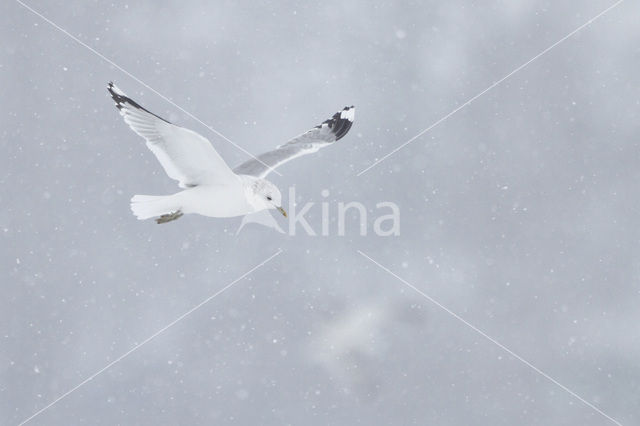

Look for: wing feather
[232,106,355,178]
[108,82,236,188]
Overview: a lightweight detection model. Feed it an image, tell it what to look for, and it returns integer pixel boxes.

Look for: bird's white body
[107,82,354,224]
[130,175,274,219]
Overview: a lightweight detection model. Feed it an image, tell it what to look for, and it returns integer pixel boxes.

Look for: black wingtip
[323,106,355,140]
[107,82,127,111]
[106,82,171,123]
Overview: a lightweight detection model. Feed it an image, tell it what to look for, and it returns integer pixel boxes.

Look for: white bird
[107,82,355,224]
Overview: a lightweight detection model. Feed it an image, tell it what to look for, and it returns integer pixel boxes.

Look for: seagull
[107,82,354,224]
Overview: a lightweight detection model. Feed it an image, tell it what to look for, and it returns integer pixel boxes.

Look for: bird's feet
[156,210,183,224]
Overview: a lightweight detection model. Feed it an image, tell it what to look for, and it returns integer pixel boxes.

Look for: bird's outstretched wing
[107,82,236,188]
[233,106,355,178]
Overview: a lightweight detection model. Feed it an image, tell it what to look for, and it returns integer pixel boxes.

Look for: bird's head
[250,178,286,217]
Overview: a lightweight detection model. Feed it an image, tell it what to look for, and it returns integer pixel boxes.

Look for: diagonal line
[357,0,625,176]
[14,0,282,177]
[357,250,622,426]
[17,249,283,426]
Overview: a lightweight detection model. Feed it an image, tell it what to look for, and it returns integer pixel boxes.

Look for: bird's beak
[277,206,287,217]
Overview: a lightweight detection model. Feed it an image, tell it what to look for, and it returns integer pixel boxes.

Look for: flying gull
[107,82,354,224]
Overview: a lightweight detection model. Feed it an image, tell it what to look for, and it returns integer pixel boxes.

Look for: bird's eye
[266,196,272,201]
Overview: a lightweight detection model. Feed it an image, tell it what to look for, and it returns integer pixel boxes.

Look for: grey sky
[2,1,639,425]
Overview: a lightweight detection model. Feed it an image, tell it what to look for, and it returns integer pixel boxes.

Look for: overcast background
[2,0,639,424]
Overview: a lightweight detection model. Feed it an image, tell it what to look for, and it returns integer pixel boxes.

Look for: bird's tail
[130,194,178,220]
